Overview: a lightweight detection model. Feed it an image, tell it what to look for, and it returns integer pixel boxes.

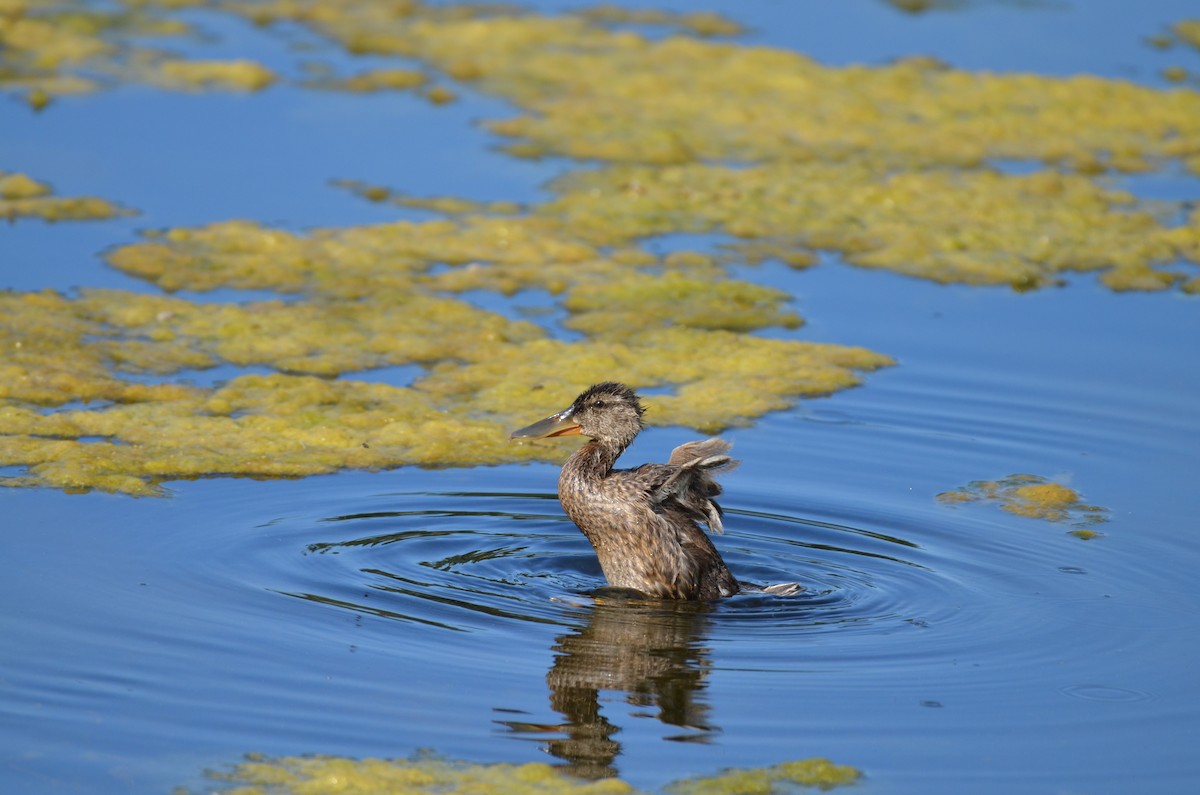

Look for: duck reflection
[499,593,716,779]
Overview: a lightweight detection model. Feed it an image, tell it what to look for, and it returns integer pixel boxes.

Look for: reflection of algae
[212,754,858,795]
[937,474,1110,539]
[0,170,132,222]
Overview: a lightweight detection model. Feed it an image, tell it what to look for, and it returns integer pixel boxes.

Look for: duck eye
[593,399,606,408]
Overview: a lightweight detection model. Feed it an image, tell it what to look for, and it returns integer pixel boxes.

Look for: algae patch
[938,474,1110,538]
[6,0,1197,495]
[302,66,426,93]
[0,213,891,495]
[1174,19,1200,50]
[6,0,1200,291]
[667,758,860,794]
[332,179,522,215]
[0,170,133,222]
[204,0,1200,293]
[263,4,1200,172]
[541,163,1198,291]
[572,6,745,38]
[154,58,277,91]
[209,753,859,795]
[0,0,273,104]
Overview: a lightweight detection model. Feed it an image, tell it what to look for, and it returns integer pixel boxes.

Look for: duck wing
[642,438,739,534]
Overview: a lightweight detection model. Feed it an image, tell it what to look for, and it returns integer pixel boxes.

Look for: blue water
[3,2,1200,794]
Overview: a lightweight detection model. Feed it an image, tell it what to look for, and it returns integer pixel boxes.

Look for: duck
[511,381,795,600]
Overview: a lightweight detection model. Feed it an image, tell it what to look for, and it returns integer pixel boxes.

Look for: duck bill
[510,409,583,439]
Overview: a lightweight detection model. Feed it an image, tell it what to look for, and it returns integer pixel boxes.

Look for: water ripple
[248,489,971,651]
[212,480,1190,732]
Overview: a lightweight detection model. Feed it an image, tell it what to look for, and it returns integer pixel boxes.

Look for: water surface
[3,2,1200,793]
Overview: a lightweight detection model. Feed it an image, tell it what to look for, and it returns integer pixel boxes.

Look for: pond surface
[4,1,1200,794]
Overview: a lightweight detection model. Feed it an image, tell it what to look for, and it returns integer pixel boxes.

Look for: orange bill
[509,408,583,439]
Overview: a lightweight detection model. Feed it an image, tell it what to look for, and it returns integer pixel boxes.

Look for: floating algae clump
[251,4,1200,173]
[303,67,426,93]
[105,217,599,296]
[561,272,803,336]
[0,0,273,103]
[667,758,860,794]
[332,179,522,215]
[0,170,132,222]
[8,0,1200,290]
[0,0,109,106]
[540,163,1194,291]
[206,0,1200,293]
[1,209,891,495]
[0,171,50,200]
[938,474,1110,538]
[155,58,277,91]
[1172,19,1200,50]
[217,756,634,795]
[210,753,859,795]
[8,0,1197,496]
[572,6,745,38]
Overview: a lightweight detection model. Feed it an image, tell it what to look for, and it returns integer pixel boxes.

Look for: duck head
[510,382,646,449]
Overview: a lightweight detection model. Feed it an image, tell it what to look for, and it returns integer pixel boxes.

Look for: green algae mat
[2,0,1198,495]
[212,754,860,795]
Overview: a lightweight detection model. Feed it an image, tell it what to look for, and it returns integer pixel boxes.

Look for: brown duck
[511,382,797,600]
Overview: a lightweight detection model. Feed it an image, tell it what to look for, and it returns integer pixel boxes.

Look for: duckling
[510,382,747,599]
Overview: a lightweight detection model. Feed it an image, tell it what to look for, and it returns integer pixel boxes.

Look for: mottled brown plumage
[510,382,741,600]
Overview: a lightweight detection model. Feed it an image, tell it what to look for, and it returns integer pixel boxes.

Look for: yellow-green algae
[238,4,1200,172]
[0,0,174,105]
[1172,19,1200,50]
[7,1,1200,290]
[1155,19,1200,90]
[7,1,1200,494]
[667,759,860,794]
[572,6,744,38]
[540,163,1200,291]
[1,209,890,494]
[200,0,1200,292]
[154,58,277,91]
[332,179,522,215]
[209,753,858,795]
[561,271,803,336]
[938,474,1110,538]
[0,0,282,103]
[0,170,133,222]
[303,67,426,93]
[0,0,112,104]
